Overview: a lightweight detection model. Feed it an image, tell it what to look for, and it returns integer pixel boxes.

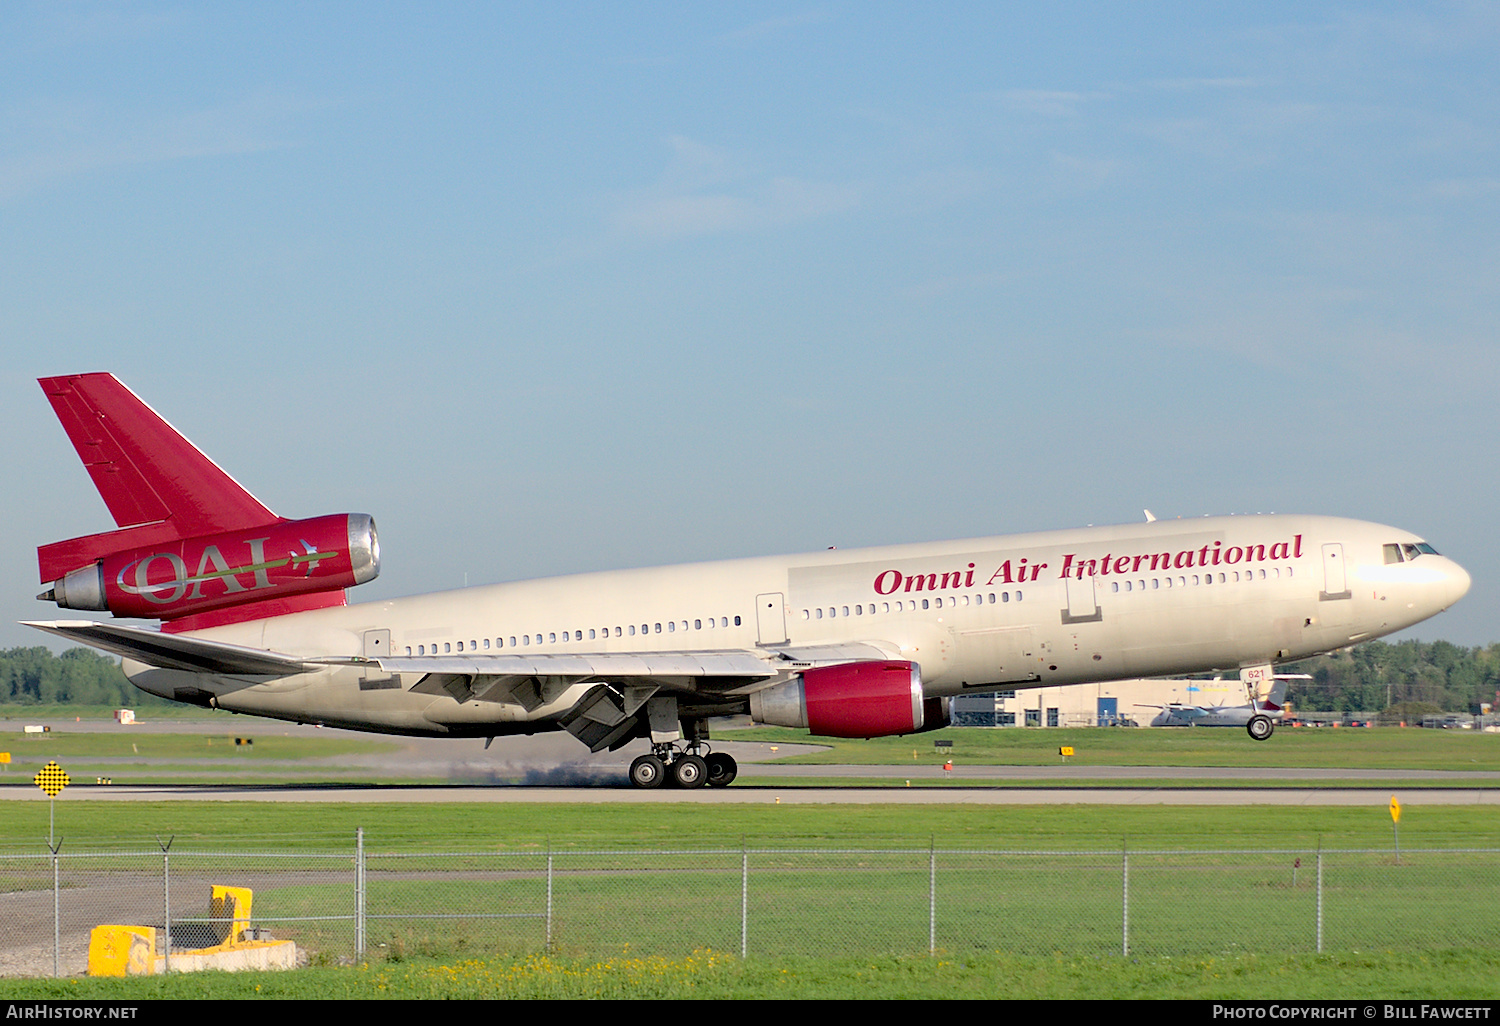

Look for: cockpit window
[1396,541,1440,561]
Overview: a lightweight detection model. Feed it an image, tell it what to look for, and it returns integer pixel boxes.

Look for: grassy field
[1,718,1497,787]
[2,723,1497,998]
[1,800,1496,850]
[4,950,1499,1000]
[750,724,1500,770]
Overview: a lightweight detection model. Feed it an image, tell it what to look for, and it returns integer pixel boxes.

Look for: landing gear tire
[629,754,666,788]
[706,752,738,788]
[1247,715,1274,741]
[672,754,708,789]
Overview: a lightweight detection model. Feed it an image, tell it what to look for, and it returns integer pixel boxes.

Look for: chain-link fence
[3,836,1497,975]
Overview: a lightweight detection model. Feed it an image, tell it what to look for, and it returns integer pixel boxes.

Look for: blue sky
[2,3,1496,649]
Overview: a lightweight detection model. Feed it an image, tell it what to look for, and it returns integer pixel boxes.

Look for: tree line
[2,639,1498,714]
[0,646,171,708]
[1284,639,1500,714]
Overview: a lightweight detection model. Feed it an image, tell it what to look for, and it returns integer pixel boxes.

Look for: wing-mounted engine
[747,660,949,738]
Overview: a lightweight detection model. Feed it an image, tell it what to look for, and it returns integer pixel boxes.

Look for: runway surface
[3,715,1497,804]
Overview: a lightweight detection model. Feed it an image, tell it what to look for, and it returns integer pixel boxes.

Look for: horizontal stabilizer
[23,620,313,676]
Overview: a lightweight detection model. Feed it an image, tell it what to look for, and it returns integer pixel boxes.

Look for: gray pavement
[3,715,1497,803]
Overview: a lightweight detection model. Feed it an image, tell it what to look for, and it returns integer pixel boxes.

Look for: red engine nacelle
[43,513,380,623]
[749,660,944,738]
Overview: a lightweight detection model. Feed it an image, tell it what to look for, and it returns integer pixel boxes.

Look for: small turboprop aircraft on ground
[26,374,1470,786]
[1139,674,1308,730]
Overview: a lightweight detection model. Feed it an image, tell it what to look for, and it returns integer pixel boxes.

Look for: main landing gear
[628,743,738,789]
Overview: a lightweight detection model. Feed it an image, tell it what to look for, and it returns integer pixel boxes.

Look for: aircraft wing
[382,642,898,705]
[24,620,314,676]
[387,650,779,703]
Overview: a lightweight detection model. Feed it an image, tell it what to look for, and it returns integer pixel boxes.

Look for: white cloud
[611,137,859,240]
[995,89,1110,118]
[0,92,311,202]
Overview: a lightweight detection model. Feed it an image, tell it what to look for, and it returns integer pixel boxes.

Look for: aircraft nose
[1444,560,1472,609]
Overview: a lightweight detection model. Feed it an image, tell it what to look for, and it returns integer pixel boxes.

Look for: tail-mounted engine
[748,660,948,738]
[41,513,379,623]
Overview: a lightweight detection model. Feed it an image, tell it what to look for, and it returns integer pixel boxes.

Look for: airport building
[951,677,1265,728]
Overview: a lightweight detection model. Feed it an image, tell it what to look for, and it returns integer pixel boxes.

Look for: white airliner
[26,374,1471,787]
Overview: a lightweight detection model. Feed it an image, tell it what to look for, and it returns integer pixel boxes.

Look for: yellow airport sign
[34,760,70,797]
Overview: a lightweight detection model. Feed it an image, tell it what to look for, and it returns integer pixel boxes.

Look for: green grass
[753,724,1500,771]
[2,720,1496,788]
[1,950,1497,999]
[3,802,1498,996]
[0,729,398,763]
[1,801,1496,851]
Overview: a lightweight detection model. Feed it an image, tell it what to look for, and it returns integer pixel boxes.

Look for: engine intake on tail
[749,660,936,738]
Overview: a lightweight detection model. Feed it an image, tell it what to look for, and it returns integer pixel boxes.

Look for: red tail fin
[38,373,280,583]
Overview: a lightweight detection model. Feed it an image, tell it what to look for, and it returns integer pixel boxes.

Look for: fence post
[50,841,61,978]
[546,845,554,953]
[355,827,365,960]
[740,841,749,959]
[928,837,937,956]
[1121,840,1130,958]
[157,835,174,974]
[1316,838,1324,954]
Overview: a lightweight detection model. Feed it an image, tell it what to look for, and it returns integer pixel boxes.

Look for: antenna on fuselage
[1144,509,1157,523]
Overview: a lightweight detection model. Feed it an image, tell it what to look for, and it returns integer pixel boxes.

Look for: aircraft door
[1321,544,1351,601]
[1062,575,1101,624]
[756,593,788,646]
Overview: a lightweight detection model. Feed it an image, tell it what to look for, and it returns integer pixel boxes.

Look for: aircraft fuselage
[121,513,1469,738]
